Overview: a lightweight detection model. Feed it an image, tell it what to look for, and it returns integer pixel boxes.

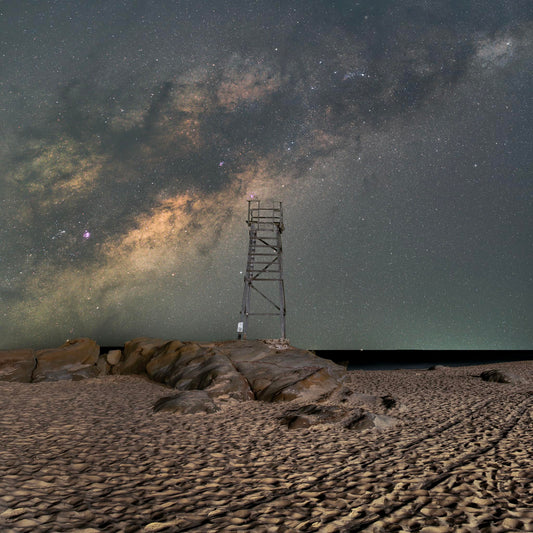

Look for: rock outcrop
[0,337,347,405]
[222,340,344,402]
[33,338,100,382]
[107,337,345,403]
[0,349,36,382]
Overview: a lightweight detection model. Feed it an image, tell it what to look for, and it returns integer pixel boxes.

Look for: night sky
[1,1,532,350]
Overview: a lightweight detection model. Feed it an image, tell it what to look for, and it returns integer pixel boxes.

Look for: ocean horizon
[313,350,533,371]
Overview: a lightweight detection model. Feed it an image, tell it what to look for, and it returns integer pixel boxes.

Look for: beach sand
[0,360,531,532]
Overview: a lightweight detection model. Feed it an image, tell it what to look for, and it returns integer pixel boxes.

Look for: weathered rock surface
[279,404,349,429]
[108,337,345,403]
[280,404,399,431]
[344,411,399,431]
[153,391,218,414]
[106,349,122,366]
[146,341,253,401]
[2,337,347,404]
[33,338,100,382]
[96,356,111,376]
[0,349,36,382]
[112,337,169,375]
[222,340,345,402]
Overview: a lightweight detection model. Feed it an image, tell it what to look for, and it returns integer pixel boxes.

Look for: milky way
[1,1,532,349]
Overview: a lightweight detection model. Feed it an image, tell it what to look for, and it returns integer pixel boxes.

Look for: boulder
[106,350,122,366]
[147,342,253,401]
[111,339,253,401]
[0,349,36,382]
[153,391,219,414]
[280,404,348,429]
[344,411,399,431]
[224,340,345,402]
[33,338,100,382]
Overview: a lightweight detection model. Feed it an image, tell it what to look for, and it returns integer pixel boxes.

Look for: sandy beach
[0,360,531,532]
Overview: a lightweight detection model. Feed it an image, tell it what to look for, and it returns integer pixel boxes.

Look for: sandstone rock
[480,369,514,383]
[344,411,399,431]
[106,349,122,366]
[145,341,201,382]
[272,368,341,402]
[112,337,170,375]
[33,338,100,382]
[111,339,253,400]
[216,340,277,362]
[96,356,111,376]
[153,391,219,414]
[280,404,348,429]
[147,342,253,401]
[114,337,346,403]
[224,340,345,402]
[0,349,36,382]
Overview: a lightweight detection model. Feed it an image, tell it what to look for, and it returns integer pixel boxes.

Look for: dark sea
[313,350,533,371]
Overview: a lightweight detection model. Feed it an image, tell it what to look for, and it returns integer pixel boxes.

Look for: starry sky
[1,1,532,350]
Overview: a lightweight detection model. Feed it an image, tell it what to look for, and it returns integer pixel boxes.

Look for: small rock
[381,394,398,409]
[480,369,515,383]
[344,411,399,431]
[153,390,219,414]
[106,349,122,366]
[96,356,110,376]
[280,404,348,429]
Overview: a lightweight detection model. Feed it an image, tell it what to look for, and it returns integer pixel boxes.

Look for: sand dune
[0,361,531,532]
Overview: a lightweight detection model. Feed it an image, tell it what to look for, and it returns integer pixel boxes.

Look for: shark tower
[237,198,286,340]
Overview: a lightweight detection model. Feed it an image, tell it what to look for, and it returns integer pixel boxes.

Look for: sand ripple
[0,362,531,532]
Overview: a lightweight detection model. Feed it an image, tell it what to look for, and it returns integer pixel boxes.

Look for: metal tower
[237,199,286,340]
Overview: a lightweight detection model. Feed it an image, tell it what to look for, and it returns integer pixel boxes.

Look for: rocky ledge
[0,337,346,404]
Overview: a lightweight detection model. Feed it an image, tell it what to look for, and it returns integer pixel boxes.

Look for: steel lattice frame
[237,199,286,340]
